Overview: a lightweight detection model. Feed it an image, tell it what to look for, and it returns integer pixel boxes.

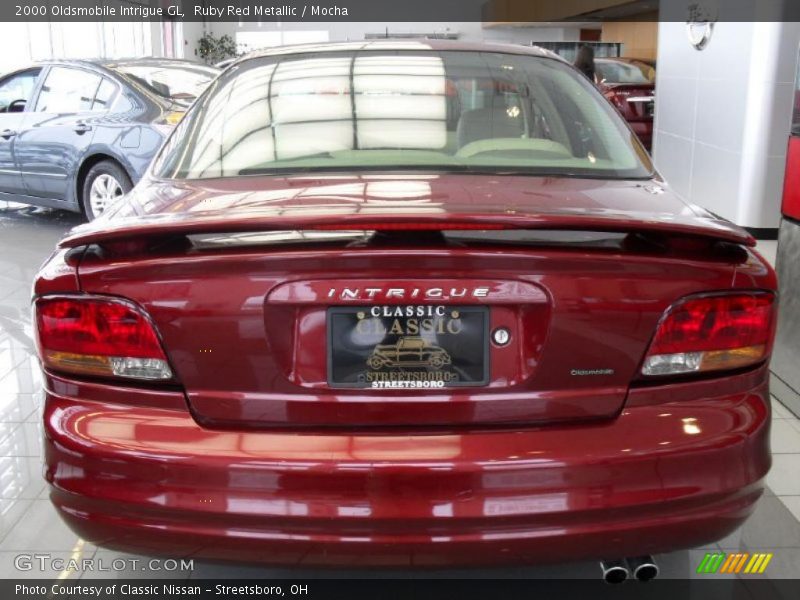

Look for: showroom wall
[601,19,658,58]
[653,21,800,229]
[0,20,163,72]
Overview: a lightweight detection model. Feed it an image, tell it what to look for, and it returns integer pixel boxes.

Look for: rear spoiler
[58,211,756,249]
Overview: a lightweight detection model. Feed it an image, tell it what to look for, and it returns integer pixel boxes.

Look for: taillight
[608,90,630,113]
[641,292,776,377]
[34,296,173,381]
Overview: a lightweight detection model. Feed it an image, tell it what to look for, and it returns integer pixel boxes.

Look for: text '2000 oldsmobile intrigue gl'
[35,42,777,573]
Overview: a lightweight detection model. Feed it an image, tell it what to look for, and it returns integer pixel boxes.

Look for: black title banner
[4,0,800,22]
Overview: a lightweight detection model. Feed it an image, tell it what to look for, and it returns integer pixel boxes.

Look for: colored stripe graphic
[757,553,773,573]
[745,554,761,573]
[743,553,773,574]
[734,553,750,573]
[721,553,749,573]
[697,552,774,574]
[719,553,737,573]
[696,553,713,573]
[697,553,726,573]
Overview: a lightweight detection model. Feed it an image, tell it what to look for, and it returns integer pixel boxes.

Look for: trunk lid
[62,174,752,249]
[71,175,750,429]
[602,83,656,121]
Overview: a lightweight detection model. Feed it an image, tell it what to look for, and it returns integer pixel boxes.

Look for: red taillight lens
[608,90,630,113]
[641,292,776,376]
[35,297,173,380]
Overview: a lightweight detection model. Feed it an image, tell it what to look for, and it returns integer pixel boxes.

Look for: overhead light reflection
[682,417,701,435]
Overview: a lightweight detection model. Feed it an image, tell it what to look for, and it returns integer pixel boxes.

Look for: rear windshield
[116,63,219,103]
[595,60,656,84]
[154,50,653,180]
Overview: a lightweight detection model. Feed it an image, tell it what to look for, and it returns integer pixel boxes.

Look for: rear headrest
[456,106,525,148]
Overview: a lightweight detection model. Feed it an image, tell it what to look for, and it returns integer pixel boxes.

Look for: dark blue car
[0,58,219,220]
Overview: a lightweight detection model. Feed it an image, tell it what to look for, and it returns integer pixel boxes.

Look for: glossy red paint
[44,365,769,566]
[54,177,763,431]
[34,43,775,565]
[60,175,754,248]
[35,169,777,565]
[74,250,754,428]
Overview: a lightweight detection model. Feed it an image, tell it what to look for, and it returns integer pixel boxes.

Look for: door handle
[0,129,16,139]
[74,122,92,134]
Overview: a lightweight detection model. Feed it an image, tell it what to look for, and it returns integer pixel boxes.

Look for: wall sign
[686,21,714,50]
[686,0,718,51]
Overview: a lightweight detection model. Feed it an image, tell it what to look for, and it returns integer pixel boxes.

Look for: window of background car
[595,60,656,85]
[116,64,218,102]
[0,69,40,113]
[35,67,102,113]
[91,78,117,111]
[155,51,652,181]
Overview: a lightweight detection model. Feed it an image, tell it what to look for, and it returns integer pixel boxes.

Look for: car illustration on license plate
[368,337,452,369]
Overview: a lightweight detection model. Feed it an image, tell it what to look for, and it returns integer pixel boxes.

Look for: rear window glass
[154,49,653,180]
[595,60,656,84]
[116,63,218,103]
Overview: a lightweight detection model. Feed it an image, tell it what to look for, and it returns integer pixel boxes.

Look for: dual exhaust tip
[600,556,659,583]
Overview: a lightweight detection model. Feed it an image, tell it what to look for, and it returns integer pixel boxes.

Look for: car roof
[25,58,218,75]
[235,39,566,64]
[98,58,220,71]
[596,57,655,64]
[47,57,207,67]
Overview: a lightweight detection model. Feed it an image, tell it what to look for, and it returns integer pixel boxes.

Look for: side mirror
[7,98,26,113]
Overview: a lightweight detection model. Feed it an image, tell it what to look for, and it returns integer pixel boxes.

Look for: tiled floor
[0,203,798,580]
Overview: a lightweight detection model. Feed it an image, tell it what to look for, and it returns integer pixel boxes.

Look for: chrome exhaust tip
[600,559,629,584]
[627,555,659,581]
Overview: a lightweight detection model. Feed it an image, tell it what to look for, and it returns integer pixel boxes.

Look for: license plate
[327,305,489,389]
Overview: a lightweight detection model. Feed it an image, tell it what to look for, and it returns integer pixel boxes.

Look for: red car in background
[596,57,656,150]
[35,42,774,579]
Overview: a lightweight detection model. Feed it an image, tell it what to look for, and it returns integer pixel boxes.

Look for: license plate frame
[327,305,490,389]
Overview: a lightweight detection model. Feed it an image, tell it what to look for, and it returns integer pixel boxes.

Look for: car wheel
[368,356,384,370]
[81,161,132,221]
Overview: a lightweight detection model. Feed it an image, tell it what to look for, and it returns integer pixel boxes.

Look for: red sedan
[35,42,774,579]
[595,57,656,151]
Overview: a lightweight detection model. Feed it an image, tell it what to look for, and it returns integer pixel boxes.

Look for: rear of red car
[35,43,775,567]
[596,59,656,150]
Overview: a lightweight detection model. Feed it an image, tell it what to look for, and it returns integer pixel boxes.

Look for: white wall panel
[0,20,155,75]
[654,21,800,228]
[203,21,580,50]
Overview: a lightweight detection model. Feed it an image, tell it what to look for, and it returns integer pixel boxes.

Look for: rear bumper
[44,367,771,567]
